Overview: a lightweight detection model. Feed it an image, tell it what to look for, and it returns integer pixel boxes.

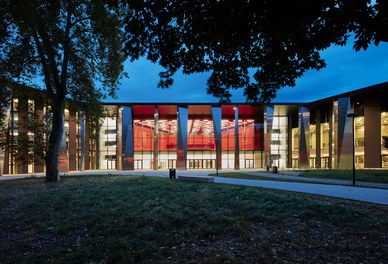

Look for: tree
[383,136,388,149]
[0,87,46,171]
[1,0,126,181]
[122,0,388,103]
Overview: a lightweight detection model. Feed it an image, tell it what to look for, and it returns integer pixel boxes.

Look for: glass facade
[221,119,235,168]
[158,118,177,169]
[270,116,288,169]
[354,116,365,168]
[238,119,262,168]
[99,107,117,170]
[291,127,298,168]
[187,118,216,169]
[9,98,18,174]
[320,122,330,168]
[309,124,317,168]
[2,92,388,175]
[99,104,265,170]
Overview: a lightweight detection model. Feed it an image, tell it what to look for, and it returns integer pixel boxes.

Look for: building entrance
[188,159,216,169]
[134,160,143,169]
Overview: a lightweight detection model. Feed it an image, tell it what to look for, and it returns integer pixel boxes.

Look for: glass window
[354,116,364,168]
[99,106,117,170]
[270,116,288,168]
[320,122,330,167]
[382,112,388,168]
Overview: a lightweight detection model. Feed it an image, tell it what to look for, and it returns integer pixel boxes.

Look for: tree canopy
[123,0,388,103]
[0,0,126,181]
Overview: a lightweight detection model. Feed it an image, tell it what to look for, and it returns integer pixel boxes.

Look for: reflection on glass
[99,107,117,170]
[354,116,364,168]
[270,116,288,169]
[382,112,388,168]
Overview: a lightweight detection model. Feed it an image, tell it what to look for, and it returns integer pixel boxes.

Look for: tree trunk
[45,98,65,182]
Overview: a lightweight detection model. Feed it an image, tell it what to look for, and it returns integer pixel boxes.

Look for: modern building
[1,82,387,175]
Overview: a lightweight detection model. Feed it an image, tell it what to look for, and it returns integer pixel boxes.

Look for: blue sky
[108,40,388,103]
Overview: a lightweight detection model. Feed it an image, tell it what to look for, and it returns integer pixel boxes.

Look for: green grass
[0,175,387,263]
[302,169,388,184]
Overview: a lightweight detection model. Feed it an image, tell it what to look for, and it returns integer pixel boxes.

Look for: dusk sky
[107,39,388,104]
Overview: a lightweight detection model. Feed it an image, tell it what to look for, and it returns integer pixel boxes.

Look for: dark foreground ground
[0,175,387,263]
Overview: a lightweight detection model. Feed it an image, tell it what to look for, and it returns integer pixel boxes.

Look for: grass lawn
[302,169,388,184]
[0,175,387,263]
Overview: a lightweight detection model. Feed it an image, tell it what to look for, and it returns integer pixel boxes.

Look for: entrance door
[107,160,116,170]
[309,158,316,168]
[194,159,202,169]
[203,159,216,169]
[134,160,143,169]
[168,159,176,169]
[245,159,254,168]
[321,157,329,168]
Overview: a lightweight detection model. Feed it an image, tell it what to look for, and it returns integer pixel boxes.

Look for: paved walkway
[244,171,388,189]
[214,177,388,205]
[1,169,388,205]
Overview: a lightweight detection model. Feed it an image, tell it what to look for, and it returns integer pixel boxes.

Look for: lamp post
[347,112,357,186]
[215,137,218,176]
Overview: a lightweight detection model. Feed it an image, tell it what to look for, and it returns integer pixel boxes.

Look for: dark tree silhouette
[123,0,388,102]
[1,0,126,181]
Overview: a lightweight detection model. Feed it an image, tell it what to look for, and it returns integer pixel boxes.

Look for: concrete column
[298,107,310,168]
[58,116,69,173]
[264,106,274,169]
[177,106,188,170]
[288,115,293,168]
[329,105,333,169]
[6,97,15,174]
[212,106,222,170]
[364,97,381,168]
[337,97,353,169]
[18,96,28,174]
[153,106,159,170]
[34,100,45,173]
[234,105,240,170]
[68,110,77,171]
[116,107,122,171]
[315,110,321,168]
[84,117,90,170]
[122,106,134,170]
[79,112,85,171]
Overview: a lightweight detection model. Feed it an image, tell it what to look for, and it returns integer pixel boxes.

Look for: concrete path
[214,176,388,205]
[243,171,388,189]
[1,169,388,205]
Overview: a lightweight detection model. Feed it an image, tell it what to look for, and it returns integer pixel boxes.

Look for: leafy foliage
[0,87,46,166]
[0,0,127,180]
[0,0,126,101]
[383,136,388,149]
[123,0,387,102]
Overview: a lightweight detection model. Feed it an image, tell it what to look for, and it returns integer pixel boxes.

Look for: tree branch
[39,29,61,96]
[71,16,92,27]
[59,8,73,98]
[32,32,55,98]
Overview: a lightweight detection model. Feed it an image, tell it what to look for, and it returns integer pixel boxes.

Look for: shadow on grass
[0,176,387,263]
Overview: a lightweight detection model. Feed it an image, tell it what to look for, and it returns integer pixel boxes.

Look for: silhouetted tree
[0,0,126,181]
[123,0,388,102]
[383,136,388,149]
